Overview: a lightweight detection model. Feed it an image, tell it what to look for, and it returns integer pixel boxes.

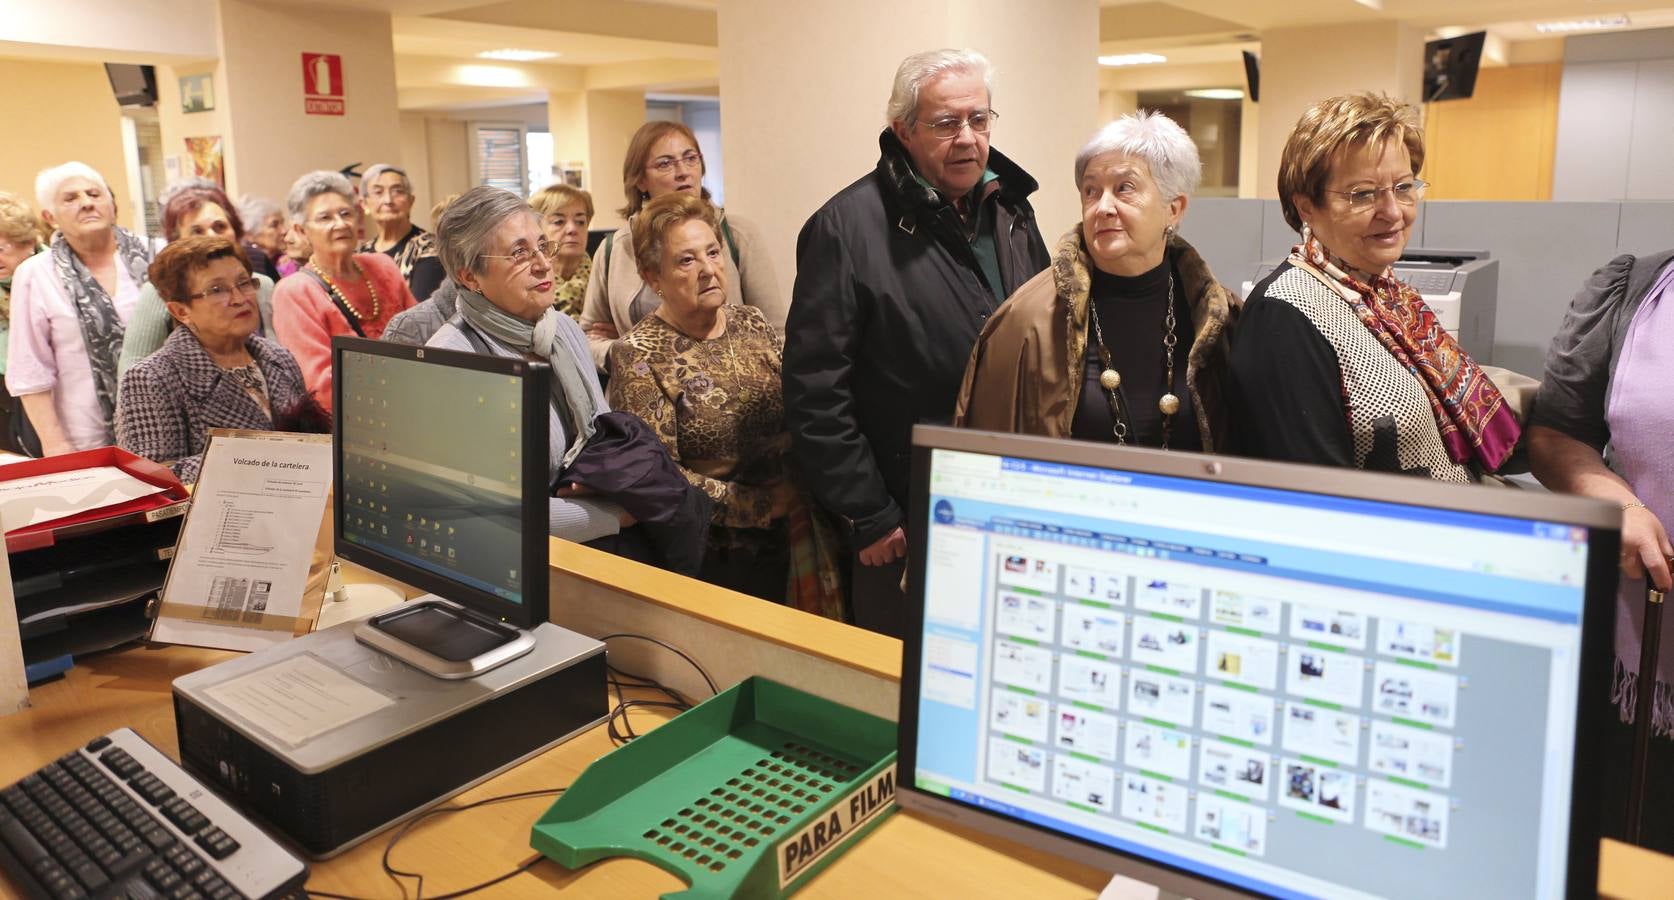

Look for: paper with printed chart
[151,432,333,653]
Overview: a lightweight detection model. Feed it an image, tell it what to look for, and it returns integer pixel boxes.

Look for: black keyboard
[0,728,308,899]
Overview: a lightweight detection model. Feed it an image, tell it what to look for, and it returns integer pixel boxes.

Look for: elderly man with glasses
[782,47,1050,638]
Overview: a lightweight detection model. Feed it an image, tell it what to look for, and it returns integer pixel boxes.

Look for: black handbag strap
[302,268,367,338]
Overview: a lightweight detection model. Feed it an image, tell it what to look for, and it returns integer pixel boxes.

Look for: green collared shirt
[916,169,1005,302]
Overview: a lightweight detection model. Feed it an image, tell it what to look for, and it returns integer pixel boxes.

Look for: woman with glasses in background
[117,236,326,482]
[1227,93,1519,482]
[579,121,782,374]
[359,163,446,302]
[272,170,416,413]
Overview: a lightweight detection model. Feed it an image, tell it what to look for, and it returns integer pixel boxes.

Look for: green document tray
[530,676,898,898]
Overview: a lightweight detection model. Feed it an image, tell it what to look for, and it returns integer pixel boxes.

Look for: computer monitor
[1423,32,1486,102]
[899,426,1619,900]
[331,337,552,677]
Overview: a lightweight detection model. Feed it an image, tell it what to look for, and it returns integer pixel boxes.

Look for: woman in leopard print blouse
[607,192,803,603]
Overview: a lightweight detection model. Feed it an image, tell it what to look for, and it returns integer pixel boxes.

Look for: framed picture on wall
[559,162,585,190]
[180,74,215,114]
[185,136,225,188]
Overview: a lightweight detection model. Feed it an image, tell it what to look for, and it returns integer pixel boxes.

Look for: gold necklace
[1088,265,1180,448]
[310,258,382,322]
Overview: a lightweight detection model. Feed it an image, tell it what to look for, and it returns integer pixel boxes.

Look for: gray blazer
[115,327,316,483]
[1531,248,1674,452]
[381,277,459,347]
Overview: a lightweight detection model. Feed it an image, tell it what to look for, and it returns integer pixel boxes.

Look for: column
[1255,22,1425,200]
[717,0,1101,284]
[547,89,648,232]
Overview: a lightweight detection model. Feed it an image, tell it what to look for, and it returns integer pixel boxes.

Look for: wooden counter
[1,541,1668,898]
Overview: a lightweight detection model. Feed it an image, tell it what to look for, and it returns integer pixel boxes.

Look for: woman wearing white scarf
[425,186,628,543]
[6,162,150,454]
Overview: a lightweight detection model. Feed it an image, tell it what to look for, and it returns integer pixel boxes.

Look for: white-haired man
[7,162,152,454]
[783,48,1050,637]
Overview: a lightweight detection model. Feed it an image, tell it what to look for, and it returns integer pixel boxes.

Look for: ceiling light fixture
[1534,15,1630,33]
[477,48,560,62]
[1184,88,1245,100]
[1099,53,1168,67]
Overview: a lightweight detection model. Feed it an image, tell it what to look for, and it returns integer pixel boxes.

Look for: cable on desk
[301,787,566,900]
[606,663,692,746]
[598,632,719,696]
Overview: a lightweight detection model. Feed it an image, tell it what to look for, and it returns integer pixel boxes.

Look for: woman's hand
[1623,505,1674,592]
[768,480,799,519]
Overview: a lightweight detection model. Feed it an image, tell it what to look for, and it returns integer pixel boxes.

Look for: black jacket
[783,130,1050,549]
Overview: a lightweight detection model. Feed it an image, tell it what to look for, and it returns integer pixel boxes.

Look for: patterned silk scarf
[1295,234,1520,471]
[50,227,151,439]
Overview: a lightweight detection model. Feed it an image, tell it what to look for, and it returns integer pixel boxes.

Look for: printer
[1242,247,1499,364]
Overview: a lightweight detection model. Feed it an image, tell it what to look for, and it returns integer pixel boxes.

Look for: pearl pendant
[1158,393,1181,416]
[1099,369,1121,391]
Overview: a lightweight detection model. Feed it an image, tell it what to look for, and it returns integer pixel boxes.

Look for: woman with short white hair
[955,112,1239,451]
[6,161,152,454]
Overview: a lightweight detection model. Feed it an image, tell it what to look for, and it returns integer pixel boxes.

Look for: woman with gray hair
[272,170,415,413]
[7,161,152,454]
[358,163,445,301]
[425,185,629,544]
[955,111,1238,451]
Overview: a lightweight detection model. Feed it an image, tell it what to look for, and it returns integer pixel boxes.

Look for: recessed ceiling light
[1534,15,1630,33]
[1099,53,1168,67]
[477,48,560,62]
[1184,89,1245,100]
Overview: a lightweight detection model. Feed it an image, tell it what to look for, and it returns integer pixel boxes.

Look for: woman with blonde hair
[528,182,595,321]
[0,192,47,452]
[578,121,782,372]
[1228,92,1517,481]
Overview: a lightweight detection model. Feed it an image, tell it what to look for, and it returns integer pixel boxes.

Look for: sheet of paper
[0,466,168,532]
[151,435,332,652]
[202,653,394,746]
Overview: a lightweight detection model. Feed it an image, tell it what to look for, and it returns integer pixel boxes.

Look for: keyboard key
[192,827,239,861]
[86,736,112,753]
[72,858,110,891]
[131,774,176,806]
[0,811,51,864]
[162,798,209,835]
[101,748,144,780]
[142,825,177,851]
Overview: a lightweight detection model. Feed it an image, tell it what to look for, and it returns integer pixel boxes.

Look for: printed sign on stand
[302,52,345,116]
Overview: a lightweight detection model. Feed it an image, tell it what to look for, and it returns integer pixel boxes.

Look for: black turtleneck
[1070,252,1200,450]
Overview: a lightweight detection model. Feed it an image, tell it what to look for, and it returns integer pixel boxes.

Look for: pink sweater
[271,253,416,412]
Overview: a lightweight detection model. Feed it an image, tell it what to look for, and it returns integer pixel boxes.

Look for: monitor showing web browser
[898,427,1618,900]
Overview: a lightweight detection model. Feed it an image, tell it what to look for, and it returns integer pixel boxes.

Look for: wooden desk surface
[4,548,1672,898]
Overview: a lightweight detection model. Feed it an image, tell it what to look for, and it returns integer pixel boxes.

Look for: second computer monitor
[332,336,551,629]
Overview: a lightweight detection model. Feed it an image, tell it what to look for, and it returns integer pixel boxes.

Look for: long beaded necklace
[1087,265,1181,449]
[309,258,382,323]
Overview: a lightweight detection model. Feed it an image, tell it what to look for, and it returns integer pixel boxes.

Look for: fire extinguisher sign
[302,53,345,116]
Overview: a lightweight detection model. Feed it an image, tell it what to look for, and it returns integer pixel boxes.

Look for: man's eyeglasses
[1323,179,1428,212]
[188,277,259,303]
[918,109,998,141]
[648,151,703,174]
[481,241,557,271]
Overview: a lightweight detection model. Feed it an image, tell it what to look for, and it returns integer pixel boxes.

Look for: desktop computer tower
[173,619,607,858]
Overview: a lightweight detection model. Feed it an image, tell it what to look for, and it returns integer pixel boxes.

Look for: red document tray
[2,447,190,554]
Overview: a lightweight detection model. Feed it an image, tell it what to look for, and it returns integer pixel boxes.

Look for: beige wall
[1256,22,1424,200]
[215,0,403,205]
[718,0,1099,287]
[546,90,647,231]
[0,58,137,228]
[1424,63,1562,201]
[156,60,238,200]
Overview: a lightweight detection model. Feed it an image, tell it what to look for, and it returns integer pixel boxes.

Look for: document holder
[2,447,189,678]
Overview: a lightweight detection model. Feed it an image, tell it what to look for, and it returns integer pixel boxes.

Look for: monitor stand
[354,598,536,680]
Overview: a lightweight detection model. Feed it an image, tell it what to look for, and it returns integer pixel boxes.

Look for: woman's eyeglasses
[481,241,557,271]
[647,151,703,174]
[188,278,259,303]
[1324,179,1428,212]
